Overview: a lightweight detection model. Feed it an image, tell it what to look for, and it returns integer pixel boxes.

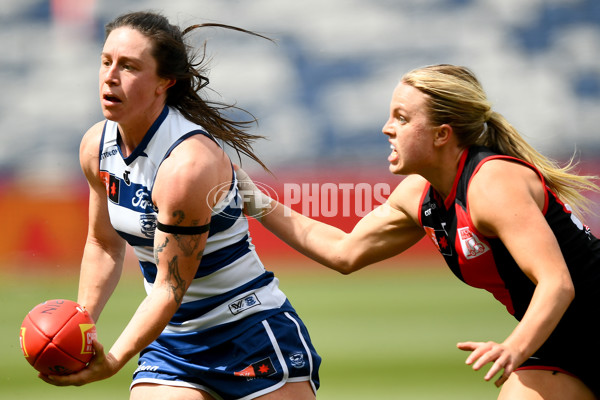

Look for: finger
[465,344,492,366]
[472,348,501,371]
[495,373,510,387]
[492,362,513,387]
[457,341,480,351]
[40,374,72,386]
[457,342,485,365]
[483,358,504,380]
[38,373,55,385]
[92,338,104,356]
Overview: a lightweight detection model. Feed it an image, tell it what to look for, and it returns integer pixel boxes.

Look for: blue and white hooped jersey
[98,106,291,344]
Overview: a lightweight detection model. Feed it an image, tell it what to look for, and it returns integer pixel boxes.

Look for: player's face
[99,27,172,128]
[382,82,437,175]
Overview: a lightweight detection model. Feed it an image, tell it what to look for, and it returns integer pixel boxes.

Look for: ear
[433,124,453,146]
[157,78,176,95]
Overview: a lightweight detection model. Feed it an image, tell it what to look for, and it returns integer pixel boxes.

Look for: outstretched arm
[237,168,426,273]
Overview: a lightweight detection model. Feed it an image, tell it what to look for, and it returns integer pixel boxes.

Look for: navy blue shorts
[131,311,321,399]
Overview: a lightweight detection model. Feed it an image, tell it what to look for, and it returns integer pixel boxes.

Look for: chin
[101,108,120,122]
[388,163,403,175]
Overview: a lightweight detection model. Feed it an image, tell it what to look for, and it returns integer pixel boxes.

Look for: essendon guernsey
[418,146,600,321]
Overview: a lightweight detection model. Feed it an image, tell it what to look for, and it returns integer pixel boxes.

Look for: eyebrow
[100,53,144,65]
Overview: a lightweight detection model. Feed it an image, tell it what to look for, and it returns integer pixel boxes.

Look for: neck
[422,147,466,199]
[117,104,165,157]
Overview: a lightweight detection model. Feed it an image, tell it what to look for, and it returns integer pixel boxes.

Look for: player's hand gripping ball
[19,299,97,375]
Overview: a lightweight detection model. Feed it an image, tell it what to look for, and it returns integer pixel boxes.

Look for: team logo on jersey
[289,352,306,368]
[424,226,452,256]
[234,357,276,380]
[139,214,157,238]
[458,227,489,259]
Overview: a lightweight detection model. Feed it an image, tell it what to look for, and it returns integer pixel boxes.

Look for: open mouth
[103,93,122,103]
[388,143,398,162]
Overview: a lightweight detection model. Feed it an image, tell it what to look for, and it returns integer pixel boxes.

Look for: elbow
[324,241,368,275]
[552,277,575,310]
[564,280,576,304]
[335,265,354,275]
[329,258,365,275]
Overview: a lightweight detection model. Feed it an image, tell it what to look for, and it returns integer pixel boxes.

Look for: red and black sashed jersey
[418,146,600,321]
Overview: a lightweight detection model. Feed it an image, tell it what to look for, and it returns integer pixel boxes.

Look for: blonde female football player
[237,64,600,399]
[39,11,320,400]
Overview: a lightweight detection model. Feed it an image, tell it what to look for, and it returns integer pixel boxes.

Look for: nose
[102,63,119,85]
[382,117,394,137]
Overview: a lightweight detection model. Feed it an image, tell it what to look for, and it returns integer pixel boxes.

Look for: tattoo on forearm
[154,237,169,264]
[174,234,202,257]
[153,210,209,305]
[167,255,186,305]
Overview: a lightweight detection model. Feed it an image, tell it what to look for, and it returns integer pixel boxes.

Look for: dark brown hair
[105,11,271,170]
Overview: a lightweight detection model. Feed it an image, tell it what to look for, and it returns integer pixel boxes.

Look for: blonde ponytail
[403,64,599,220]
[482,111,598,219]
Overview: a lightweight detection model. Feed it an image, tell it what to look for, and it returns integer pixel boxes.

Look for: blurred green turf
[1,261,515,399]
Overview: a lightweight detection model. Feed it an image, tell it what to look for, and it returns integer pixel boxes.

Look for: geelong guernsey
[98,106,291,347]
[419,146,600,321]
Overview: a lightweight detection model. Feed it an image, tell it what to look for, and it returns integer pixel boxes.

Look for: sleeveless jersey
[418,146,600,320]
[98,106,292,347]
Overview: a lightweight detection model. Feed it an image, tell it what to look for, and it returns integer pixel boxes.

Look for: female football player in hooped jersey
[237,64,600,399]
[39,11,321,400]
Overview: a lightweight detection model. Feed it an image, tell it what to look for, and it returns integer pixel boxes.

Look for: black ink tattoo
[168,212,210,258]
[167,255,186,305]
[154,237,169,264]
[172,210,185,225]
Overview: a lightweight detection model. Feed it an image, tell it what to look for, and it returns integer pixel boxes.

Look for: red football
[19,299,97,375]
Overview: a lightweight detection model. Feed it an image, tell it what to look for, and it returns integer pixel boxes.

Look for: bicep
[339,176,426,268]
[150,140,226,302]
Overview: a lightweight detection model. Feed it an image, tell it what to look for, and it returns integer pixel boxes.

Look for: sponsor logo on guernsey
[100,148,118,160]
[123,170,131,185]
[132,188,155,212]
[100,172,120,204]
[424,225,452,256]
[458,227,489,259]
[134,361,160,374]
[234,357,276,380]
[228,293,261,315]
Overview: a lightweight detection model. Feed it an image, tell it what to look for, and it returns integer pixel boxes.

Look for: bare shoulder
[80,121,105,154]
[469,158,543,201]
[154,134,232,211]
[79,121,106,181]
[387,174,428,223]
[469,158,545,235]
